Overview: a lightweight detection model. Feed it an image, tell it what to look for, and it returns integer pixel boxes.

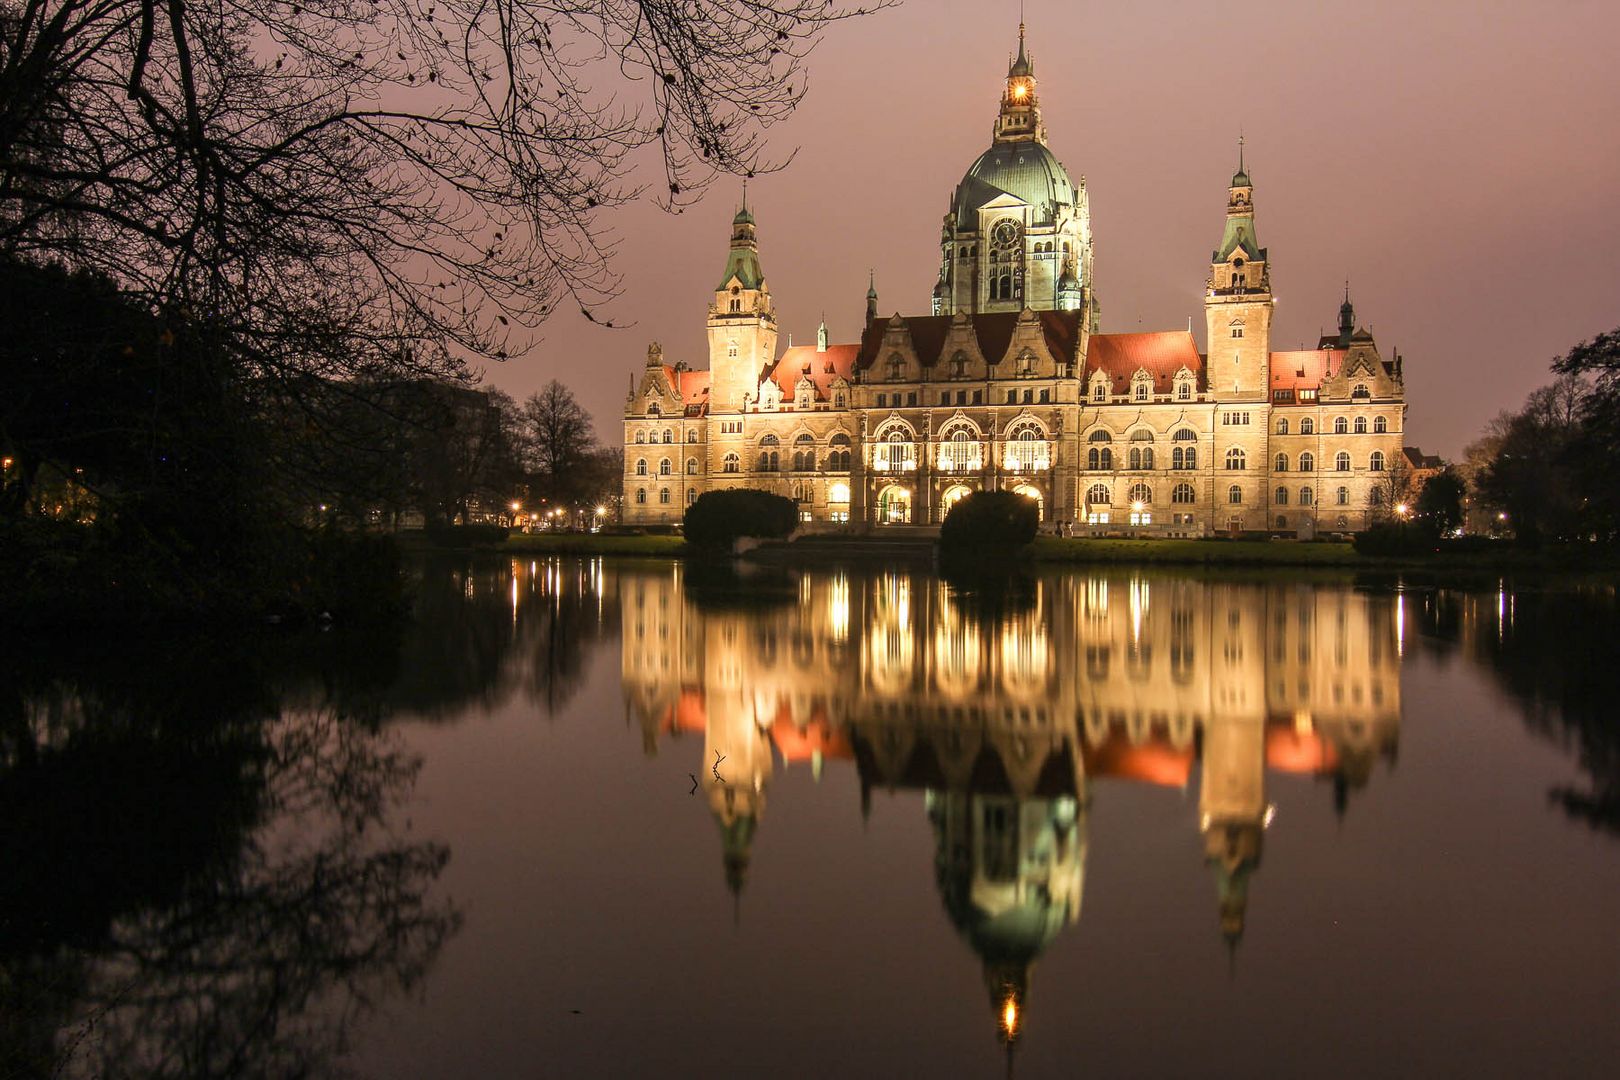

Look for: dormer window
[1134,383,1148,401]
[887,353,903,381]
[1231,326,1244,339]
[1092,382,1106,402]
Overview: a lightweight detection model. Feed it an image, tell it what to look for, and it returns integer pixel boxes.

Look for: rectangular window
[957,391,967,405]
[876,393,886,408]
[1086,512,1110,525]
[907,392,918,407]
[940,391,949,405]
[1129,511,1152,526]
[1006,390,1016,404]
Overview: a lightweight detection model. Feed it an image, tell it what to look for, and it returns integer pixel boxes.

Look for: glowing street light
[1395,503,1410,518]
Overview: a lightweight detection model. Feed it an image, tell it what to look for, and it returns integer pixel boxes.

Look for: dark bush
[1353,521,1440,556]
[939,490,1040,554]
[683,489,797,551]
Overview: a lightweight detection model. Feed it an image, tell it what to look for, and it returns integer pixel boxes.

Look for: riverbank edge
[431,531,1620,574]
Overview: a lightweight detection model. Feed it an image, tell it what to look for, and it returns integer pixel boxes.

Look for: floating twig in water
[712,750,727,784]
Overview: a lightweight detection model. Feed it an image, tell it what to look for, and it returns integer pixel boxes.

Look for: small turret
[994,22,1043,144]
[816,316,829,352]
[865,271,878,327]
[1338,282,1355,347]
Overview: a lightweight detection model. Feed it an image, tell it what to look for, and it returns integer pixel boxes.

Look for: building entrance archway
[877,485,912,525]
[940,484,974,521]
[1012,484,1044,522]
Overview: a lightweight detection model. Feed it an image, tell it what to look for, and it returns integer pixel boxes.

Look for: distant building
[624,23,1408,536]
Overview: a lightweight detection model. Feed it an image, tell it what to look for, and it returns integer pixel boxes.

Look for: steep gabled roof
[660,365,711,413]
[1268,349,1345,393]
[855,310,1083,371]
[765,344,860,401]
[1083,331,1204,392]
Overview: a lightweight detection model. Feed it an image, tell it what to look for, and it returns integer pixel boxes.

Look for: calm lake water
[6,558,1620,1078]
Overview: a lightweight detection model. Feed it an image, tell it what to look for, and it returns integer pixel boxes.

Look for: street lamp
[1395,503,1410,518]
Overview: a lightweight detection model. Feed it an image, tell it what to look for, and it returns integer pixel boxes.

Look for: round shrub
[940,490,1039,554]
[683,489,798,551]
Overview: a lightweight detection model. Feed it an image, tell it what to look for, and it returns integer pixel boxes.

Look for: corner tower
[1204,151,1274,399]
[707,195,778,412]
[936,23,1094,320]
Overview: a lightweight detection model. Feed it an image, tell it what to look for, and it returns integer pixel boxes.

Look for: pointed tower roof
[1214,149,1264,264]
[717,188,764,290]
[1008,21,1033,78]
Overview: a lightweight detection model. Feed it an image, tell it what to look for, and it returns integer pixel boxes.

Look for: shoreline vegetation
[458,530,1620,573]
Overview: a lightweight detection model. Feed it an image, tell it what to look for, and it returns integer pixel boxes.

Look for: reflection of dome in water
[927,790,1085,1045]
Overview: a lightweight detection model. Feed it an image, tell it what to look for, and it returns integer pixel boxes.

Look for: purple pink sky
[480,0,1620,459]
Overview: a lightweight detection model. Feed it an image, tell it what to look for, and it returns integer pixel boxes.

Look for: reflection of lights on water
[1129,577,1149,643]
[1263,804,1277,829]
[1396,593,1405,657]
[829,575,850,640]
[1293,709,1313,735]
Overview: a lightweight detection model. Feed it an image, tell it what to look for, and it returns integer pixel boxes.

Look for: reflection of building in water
[621,568,1400,1041]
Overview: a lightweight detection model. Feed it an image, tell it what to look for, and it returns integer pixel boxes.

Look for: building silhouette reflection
[621,566,1401,1051]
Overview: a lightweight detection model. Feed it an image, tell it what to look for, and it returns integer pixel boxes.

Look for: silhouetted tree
[1414,470,1466,535]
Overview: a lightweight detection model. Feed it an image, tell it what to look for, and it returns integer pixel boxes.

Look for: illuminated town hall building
[624,24,1407,534]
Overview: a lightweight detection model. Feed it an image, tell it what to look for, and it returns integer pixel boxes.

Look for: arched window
[663,429,673,443]
[877,428,914,471]
[1370,450,1386,471]
[1275,453,1289,472]
[1225,448,1246,470]
[1277,418,1289,435]
[647,402,661,416]
[1088,429,1114,443]
[1086,483,1110,505]
[1336,486,1349,505]
[1354,416,1368,434]
[1275,486,1289,505]
[1128,482,1152,505]
[1299,451,1315,472]
[1088,446,1113,470]
[1006,423,1049,472]
[1334,416,1348,434]
[635,458,647,476]
[827,433,852,471]
[687,488,697,505]
[1228,485,1243,504]
[1134,382,1149,401]
[688,429,699,442]
[1374,415,1388,433]
[659,488,671,504]
[1172,483,1196,504]
[635,431,645,443]
[940,427,980,472]
[834,392,845,408]
[723,453,740,474]
[1335,451,1351,471]
[686,458,698,475]
[659,458,671,476]
[887,353,903,380]
[1092,382,1106,402]
[1299,486,1314,506]
[1177,381,1192,401]
[757,450,779,472]
[950,351,968,378]
[1370,487,1385,507]
[1352,384,1371,400]
[635,489,646,503]
[760,433,779,446]
[1301,417,1315,435]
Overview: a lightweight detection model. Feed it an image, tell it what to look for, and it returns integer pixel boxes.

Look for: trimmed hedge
[940,490,1040,554]
[682,489,798,551]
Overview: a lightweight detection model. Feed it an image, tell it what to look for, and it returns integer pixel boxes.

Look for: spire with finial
[816,313,829,352]
[865,269,878,326]
[1233,131,1251,188]
[1338,281,1355,346]
[996,19,1042,143]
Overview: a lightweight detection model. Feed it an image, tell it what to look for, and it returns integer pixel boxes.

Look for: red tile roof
[1083,331,1204,392]
[1268,349,1345,393]
[854,310,1084,372]
[661,366,711,410]
[765,344,860,401]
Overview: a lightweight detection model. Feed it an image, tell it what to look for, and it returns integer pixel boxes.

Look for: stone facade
[624,25,1407,535]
